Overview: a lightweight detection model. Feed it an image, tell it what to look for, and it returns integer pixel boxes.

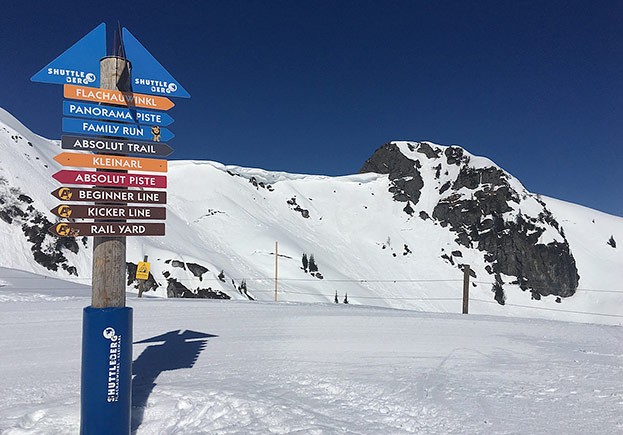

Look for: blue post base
[80,306,133,435]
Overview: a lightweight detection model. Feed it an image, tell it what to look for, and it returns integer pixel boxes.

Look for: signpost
[32,22,189,435]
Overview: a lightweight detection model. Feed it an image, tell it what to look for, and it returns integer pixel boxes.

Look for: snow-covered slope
[1,273,622,434]
[1,107,622,324]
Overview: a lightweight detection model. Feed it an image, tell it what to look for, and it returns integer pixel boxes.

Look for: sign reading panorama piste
[32,23,189,239]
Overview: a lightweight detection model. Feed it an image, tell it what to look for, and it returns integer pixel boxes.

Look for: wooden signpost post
[32,22,189,435]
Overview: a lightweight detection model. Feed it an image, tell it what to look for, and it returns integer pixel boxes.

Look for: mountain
[1,107,621,324]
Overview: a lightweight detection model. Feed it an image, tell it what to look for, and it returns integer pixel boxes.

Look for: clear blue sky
[1,0,621,216]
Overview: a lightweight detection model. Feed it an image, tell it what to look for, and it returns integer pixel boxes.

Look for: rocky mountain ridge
[1,107,621,324]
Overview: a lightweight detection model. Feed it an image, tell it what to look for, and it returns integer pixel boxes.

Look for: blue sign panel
[31,23,105,87]
[123,28,190,98]
[63,101,174,126]
[63,118,175,142]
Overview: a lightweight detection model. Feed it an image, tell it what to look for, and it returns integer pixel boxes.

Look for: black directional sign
[61,135,174,157]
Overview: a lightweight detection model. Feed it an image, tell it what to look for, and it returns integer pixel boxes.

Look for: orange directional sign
[54,152,167,173]
[64,84,174,111]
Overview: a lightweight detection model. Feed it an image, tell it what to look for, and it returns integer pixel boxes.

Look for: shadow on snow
[131,330,217,433]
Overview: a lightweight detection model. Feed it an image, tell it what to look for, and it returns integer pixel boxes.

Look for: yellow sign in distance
[136,261,150,280]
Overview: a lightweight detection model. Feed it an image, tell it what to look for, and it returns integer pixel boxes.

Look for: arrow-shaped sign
[61,135,173,158]
[51,204,166,220]
[62,118,174,142]
[64,84,174,111]
[51,186,167,204]
[49,222,165,237]
[53,170,167,188]
[54,152,167,173]
[63,101,174,126]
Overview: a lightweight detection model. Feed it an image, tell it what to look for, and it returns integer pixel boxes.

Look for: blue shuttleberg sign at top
[122,28,190,98]
[32,23,190,99]
[31,23,106,87]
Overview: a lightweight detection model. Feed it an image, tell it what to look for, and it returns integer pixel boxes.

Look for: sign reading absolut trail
[61,135,174,157]
[33,22,189,435]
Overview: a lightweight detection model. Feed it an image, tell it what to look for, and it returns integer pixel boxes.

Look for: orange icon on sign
[58,187,73,201]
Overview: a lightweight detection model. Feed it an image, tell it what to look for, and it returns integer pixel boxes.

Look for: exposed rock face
[0,177,83,276]
[360,142,424,204]
[361,141,580,301]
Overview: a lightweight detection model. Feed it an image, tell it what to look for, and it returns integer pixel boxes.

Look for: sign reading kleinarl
[64,84,175,110]
[54,152,167,172]
[51,187,167,204]
[53,170,167,188]
[49,222,165,237]
[61,135,173,157]
[51,204,166,220]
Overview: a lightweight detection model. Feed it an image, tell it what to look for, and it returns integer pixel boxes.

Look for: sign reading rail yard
[61,135,173,157]
[51,186,167,204]
[49,222,165,237]
[64,84,175,110]
[54,152,167,172]
[53,169,167,188]
[51,204,166,220]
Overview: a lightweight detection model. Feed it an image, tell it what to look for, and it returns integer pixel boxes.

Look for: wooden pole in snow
[274,241,279,302]
[462,264,470,314]
[91,56,131,308]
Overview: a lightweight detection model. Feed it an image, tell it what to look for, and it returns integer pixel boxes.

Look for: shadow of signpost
[131,330,217,433]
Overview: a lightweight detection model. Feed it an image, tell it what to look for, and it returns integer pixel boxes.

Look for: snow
[1,107,623,327]
[1,267,622,434]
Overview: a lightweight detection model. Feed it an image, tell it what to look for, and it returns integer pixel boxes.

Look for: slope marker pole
[274,241,279,302]
[462,264,470,314]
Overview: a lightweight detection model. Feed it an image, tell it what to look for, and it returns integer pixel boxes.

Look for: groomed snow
[1,268,622,434]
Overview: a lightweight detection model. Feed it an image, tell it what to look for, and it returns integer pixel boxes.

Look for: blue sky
[1,0,621,216]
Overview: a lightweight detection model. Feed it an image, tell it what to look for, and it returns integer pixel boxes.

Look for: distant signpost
[32,21,189,435]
